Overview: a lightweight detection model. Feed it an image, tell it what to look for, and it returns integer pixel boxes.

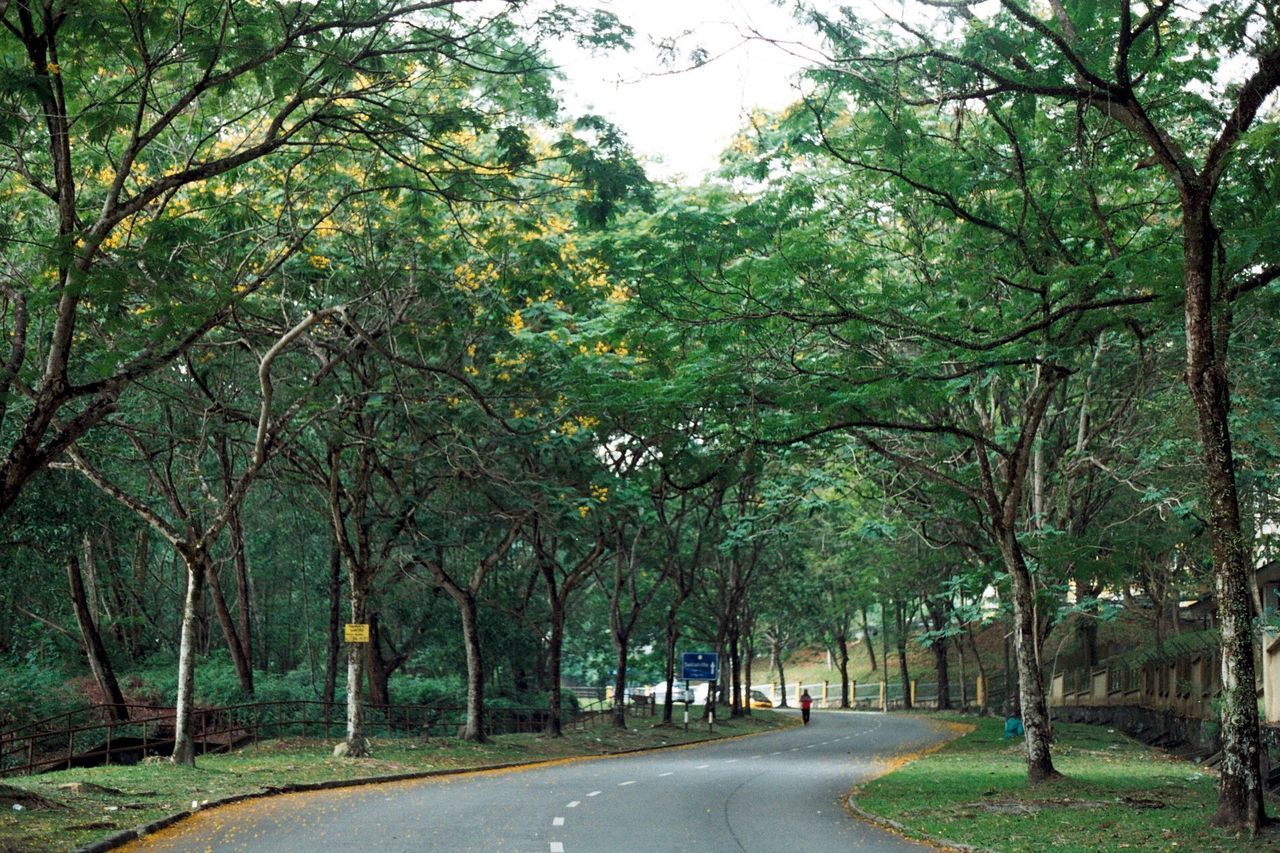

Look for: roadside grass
[0,707,792,852]
[854,713,1280,852]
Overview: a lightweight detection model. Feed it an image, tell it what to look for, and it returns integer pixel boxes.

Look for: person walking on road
[800,689,812,725]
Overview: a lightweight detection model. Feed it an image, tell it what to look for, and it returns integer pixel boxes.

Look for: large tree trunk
[881,599,892,696]
[545,604,566,737]
[860,606,877,672]
[1183,203,1264,831]
[771,628,789,708]
[457,591,486,742]
[928,600,952,711]
[933,634,951,711]
[999,529,1058,784]
[344,571,369,757]
[895,600,912,711]
[611,630,630,729]
[662,607,679,724]
[67,553,127,720]
[228,506,255,674]
[172,550,207,767]
[836,623,850,709]
[202,552,254,696]
[729,626,744,718]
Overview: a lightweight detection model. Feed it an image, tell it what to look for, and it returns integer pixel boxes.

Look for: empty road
[126,710,953,852]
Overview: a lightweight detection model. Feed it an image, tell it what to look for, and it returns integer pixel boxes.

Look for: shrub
[0,662,80,729]
[388,674,464,707]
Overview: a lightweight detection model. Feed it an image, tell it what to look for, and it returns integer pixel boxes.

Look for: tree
[0,1,564,523]
[795,0,1279,827]
[68,308,345,765]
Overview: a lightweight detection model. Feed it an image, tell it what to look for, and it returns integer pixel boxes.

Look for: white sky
[547,1,827,182]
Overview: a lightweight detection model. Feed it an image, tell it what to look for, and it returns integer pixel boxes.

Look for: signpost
[680,652,719,731]
[680,652,718,681]
[344,623,370,643]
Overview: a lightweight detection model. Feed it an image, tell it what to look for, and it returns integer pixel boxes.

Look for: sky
[545,1,828,182]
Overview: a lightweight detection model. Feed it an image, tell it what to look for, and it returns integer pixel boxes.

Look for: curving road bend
[125,710,952,852]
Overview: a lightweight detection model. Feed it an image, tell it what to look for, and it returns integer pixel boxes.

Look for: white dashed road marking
[587,791,601,797]
[619,780,636,787]
[725,759,737,763]
[567,801,580,808]
[771,751,781,756]
[659,772,673,777]
[696,764,709,769]
[553,817,565,826]
[550,844,564,853]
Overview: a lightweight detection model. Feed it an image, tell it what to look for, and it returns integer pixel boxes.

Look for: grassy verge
[0,708,791,852]
[853,713,1278,852]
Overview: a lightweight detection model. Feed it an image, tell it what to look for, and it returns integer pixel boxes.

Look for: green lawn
[855,714,1280,852]
[0,708,792,852]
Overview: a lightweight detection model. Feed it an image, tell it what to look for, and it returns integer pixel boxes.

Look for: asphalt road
[124,710,952,852]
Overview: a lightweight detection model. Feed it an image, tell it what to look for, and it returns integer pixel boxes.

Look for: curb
[839,716,983,853]
[843,796,987,853]
[74,721,787,852]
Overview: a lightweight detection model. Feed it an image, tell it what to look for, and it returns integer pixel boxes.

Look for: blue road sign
[680,652,719,681]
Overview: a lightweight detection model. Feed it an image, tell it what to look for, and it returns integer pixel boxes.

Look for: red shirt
[800,695,812,709]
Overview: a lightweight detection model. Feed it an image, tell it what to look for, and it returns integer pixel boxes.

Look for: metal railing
[0,700,575,778]
[754,678,1005,712]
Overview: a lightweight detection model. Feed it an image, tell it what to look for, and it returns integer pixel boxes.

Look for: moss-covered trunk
[1182,201,1264,832]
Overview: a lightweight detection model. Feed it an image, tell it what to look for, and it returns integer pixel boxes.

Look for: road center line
[567,801,580,808]
[553,817,565,826]
[619,780,636,786]
[659,772,673,777]
[587,791,602,797]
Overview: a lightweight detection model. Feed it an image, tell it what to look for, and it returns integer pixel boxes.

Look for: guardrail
[0,700,576,778]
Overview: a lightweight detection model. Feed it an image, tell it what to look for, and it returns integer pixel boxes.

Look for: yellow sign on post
[344,623,370,643]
